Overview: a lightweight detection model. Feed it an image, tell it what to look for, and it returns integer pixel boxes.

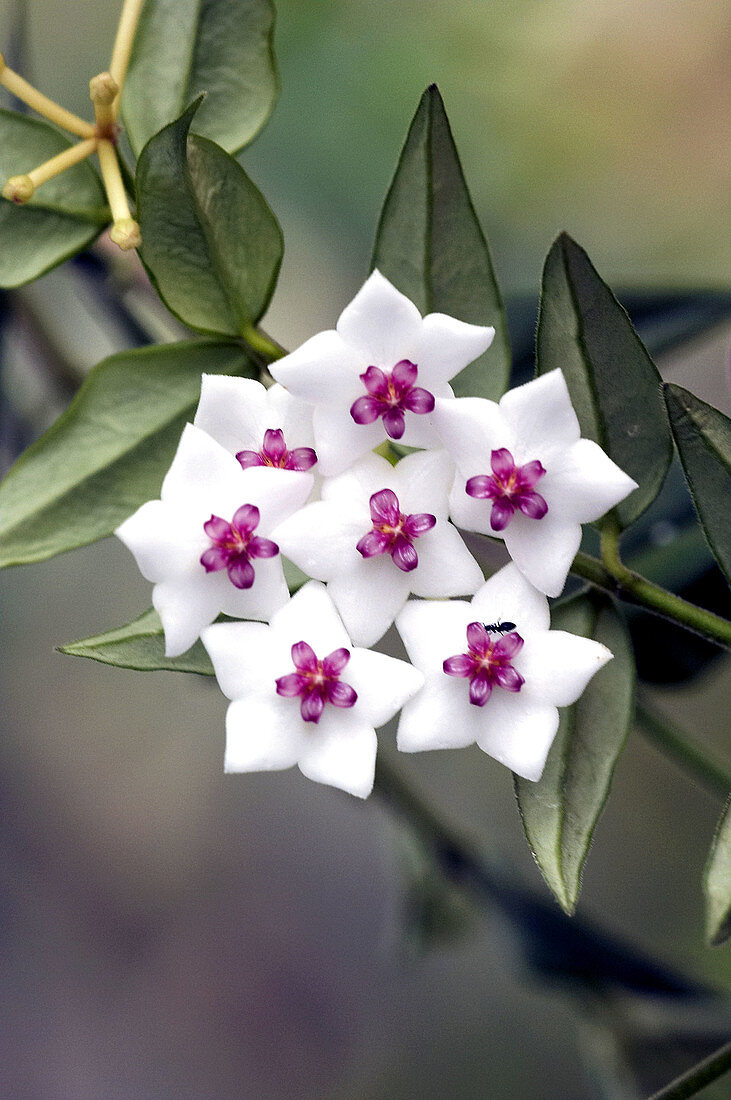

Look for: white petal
[517,631,613,707]
[298,709,377,798]
[160,423,244,514]
[272,500,365,579]
[270,580,351,653]
[470,562,550,634]
[194,375,269,455]
[396,598,472,674]
[397,382,455,449]
[397,679,481,752]
[391,449,454,517]
[345,648,424,728]
[116,500,203,582]
[218,555,291,622]
[266,383,317,447]
[313,404,384,477]
[320,452,394,508]
[503,511,581,597]
[448,474,498,538]
[153,574,223,657]
[541,438,638,523]
[235,466,314,532]
[270,330,364,404]
[328,556,411,647]
[224,696,304,772]
[201,620,280,699]
[413,312,495,388]
[498,370,581,461]
[409,523,484,597]
[434,396,508,475]
[336,269,423,367]
[474,691,560,781]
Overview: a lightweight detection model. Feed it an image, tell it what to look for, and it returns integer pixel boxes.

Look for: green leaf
[0,109,107,287]
[136,100,283,337]
[58,608,215,675]
[664,384,731,586]
[122,0,278,157]
[0,340,255,567]
[536,233,672,529]
[704,795,731,946]
[515,593,634,914]
[372,85,510,401]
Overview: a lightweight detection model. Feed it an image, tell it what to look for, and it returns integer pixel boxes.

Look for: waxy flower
[269,269,495,476]
[194,375,317,474]
[396,563,612,781]
[201,581,424,798]
[436,370,638,596]
[115,424,313,657]
[272,450,484,647]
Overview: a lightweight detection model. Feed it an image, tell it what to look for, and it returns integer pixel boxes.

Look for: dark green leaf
[536,233,672,528]
[122,0,278,157]
[137,101,283,336]
[0,109,107,287]
[58,607,215,675]
[704,795,731,946]
[372,85,510,401]
[664,384,731,585]
[0,341,255,567]
[515,593,634,914]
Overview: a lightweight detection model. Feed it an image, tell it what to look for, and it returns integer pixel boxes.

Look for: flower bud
[2,174,34,203]
[110,217,141,250]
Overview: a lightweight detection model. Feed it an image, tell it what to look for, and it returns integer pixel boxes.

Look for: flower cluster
[116,271,636,797]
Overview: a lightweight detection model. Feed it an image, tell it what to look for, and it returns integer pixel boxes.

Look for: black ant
[482,620,516,635]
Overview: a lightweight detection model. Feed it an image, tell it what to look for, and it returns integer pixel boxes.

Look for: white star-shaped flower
[269,269,495,476]
[115,423,314,657]
[396,563,612,781]
[201,581,424,798]
[436,369,638,596]
[272,450,484,647]
[193,375,318,476]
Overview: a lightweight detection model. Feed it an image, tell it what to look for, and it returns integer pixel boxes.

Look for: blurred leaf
[137,101,283,336]
[372,84,510,401]
[515,593,634,914]
[664,384,731,586]
[122,0,278,157]
[705,796,731,946]
[537,233,672,529]
[0,109,107,287]
[395,822,476,954]
[0,341,255,567]
[58,608,215,675]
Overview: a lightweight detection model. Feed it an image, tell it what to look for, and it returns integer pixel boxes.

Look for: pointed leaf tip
[537,233,672,529]
[373,89,510,401]
[664,382,731,586]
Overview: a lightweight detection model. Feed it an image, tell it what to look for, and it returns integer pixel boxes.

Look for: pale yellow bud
[110,218,141,251]
[89,72,119,106]
[2,174,35,203]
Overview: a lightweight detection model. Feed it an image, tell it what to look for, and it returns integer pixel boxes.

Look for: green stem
[635,696,731,799]
[570,550,731,650]
[240,323,286,363]
[647,1039,731,1100]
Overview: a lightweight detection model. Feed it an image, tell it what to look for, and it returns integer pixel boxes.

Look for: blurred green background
[1,2,730,1098]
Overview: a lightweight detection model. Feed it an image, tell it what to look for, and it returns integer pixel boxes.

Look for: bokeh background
[1,1,730,1097]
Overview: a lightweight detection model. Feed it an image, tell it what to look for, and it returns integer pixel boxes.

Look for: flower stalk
[96,138,140,250]
[108,0,147,105]
[2,137,99,203]
[647,1038,731,1100]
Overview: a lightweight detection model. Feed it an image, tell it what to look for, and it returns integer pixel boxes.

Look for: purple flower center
[443,621,525,706]
[276,641,358,723]
[236,428,317,472]
[465,448,548,532]
[200,503,279,589]
[356,488,436,572]
[350,360,435,440]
